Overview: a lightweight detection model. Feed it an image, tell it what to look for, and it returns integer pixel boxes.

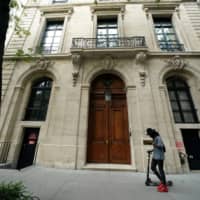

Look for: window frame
[153,17,183,52]
[40,20,64,54]
[167,77,198,123]
[24,78,53,121]
[96,17,118,48]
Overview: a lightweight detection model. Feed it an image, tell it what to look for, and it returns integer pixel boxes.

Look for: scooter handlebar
[147,150,153,154]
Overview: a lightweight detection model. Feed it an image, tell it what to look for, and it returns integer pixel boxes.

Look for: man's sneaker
[157,185,168,192]
[157,183,164,190]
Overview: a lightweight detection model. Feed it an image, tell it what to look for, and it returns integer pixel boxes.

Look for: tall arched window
[166,76,198,123]
[24,77,52,121]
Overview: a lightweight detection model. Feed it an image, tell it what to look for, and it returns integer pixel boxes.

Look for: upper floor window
[24,78,53,121]
[153,17,183,52]
[41,21,63,54]
[97,17,118,48]
[52,0,68,3]
[167,77,198,123]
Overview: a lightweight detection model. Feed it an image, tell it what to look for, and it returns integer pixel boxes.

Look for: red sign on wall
[176,141,184,149]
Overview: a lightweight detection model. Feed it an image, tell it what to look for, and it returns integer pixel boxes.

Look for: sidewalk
[0,166,199,200]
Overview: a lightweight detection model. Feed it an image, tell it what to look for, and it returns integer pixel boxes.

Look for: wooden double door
[87,74,131,164]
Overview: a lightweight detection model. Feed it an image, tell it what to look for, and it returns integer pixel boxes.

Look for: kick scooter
[145,150,173,186]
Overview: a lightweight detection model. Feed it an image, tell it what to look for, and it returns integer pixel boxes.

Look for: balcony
[72,37,146,49]
[159,42,184,52]
[71,37,148,57]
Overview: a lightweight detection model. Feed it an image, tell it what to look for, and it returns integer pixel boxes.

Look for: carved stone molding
[139,71,147,87]
[90,4,125,20]
[136,52,147,65]
[72,72,79,87]
[72,53,82,86]
[31,57,54,71]
[101,55,116,70]
[164,55,187,71]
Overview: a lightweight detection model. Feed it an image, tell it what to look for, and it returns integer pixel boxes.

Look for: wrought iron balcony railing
[159,42,184,52]
[71,37,147,49]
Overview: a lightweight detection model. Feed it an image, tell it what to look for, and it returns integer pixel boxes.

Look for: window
[52,0,68,3]
[153,17,183,52]
[41,21,63,54]
[97,17,118,48]
[167,77,198,123]
[24,78,52,121]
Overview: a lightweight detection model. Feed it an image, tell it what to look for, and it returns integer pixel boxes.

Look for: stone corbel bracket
[164,55,187,71]
[136,51,148,87]
[72,53,82,86]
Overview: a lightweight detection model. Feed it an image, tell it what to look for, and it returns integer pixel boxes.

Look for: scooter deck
[145,180,173,186]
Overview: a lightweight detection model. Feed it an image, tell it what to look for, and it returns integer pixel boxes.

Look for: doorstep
[83,164,137,171]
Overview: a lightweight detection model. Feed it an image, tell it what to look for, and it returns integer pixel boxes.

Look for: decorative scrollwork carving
[31,57,54,70]
[164,55,187,70]
[136,52,147,65]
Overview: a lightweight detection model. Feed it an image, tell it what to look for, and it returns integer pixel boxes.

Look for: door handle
[105,140,109,144]
[188,155,194,159]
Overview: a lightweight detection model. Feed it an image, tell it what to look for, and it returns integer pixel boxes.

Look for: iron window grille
[153,17,184,52]
[24,78,52,121]
[41,21,63,54]
[167,77,198,123]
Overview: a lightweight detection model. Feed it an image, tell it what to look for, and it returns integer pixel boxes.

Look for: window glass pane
[166,34,176,41]
[157,35,165,41]
[174,112,182,123]
[53,37,61,43]
[175,80,185,87]
[178,91,189,100]
[180,101,192,110]
[98,29,107,35]
[109,29,117,35]
[169,91,176,100]
[55,31,62,37]
[171,101,179,110]
[155,28,162,34]
[183,112,195,123]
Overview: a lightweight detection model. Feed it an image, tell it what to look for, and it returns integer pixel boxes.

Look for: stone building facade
[1,0,200,173]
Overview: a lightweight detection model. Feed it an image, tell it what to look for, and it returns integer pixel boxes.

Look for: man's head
[146,128,158,139]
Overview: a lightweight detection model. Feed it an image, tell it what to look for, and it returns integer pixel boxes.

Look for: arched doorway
[87,74,131,164]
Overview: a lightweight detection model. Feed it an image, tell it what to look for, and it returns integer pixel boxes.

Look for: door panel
[181,129,200,170]
[17,128,39,169]
[87,74,131,164]
[110,98,130,163]
[87,98,108,163]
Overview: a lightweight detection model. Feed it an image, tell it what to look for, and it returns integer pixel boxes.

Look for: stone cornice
[3,51,200,61]
[39,5,73,15]
[90,3,125,13]
[3,53,72,61]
